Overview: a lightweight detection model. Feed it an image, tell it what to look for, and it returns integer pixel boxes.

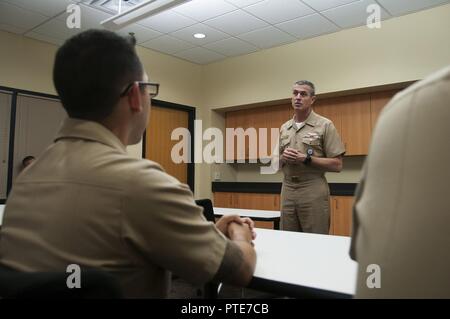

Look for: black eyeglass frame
[120,81,159,98]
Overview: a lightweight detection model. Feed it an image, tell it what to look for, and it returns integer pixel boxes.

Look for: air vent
[80,0,147,15]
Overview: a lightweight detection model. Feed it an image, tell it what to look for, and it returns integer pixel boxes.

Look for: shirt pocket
[280,135,290,147]
[301,135,323,155]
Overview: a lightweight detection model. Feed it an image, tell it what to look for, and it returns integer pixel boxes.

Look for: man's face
[291,84,316,112]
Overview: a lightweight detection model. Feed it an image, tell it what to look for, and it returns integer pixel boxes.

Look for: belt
[287,176,301,183]
[284,174,324,183]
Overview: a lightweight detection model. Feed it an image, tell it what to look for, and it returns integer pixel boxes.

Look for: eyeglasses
[120,81,159,98]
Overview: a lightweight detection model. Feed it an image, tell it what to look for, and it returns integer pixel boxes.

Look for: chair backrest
[195,199,215,222]
[0,264,123,299]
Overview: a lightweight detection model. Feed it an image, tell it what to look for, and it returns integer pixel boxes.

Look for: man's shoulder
[310,111,333,127]
[280,119,293,130]
[122,156,185,190]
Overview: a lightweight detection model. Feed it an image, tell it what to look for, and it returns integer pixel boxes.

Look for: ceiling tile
[238,26,297,49]
[277,13,340,39]
[138,10,197,34]
[376,0,450,16]
[25,17,80,42]
[244,0,315,24]
[173,0,237,22]
[203,37,258,56]
[140,35,196,54]
[301,0,360,12]
[3,0,75,17]
[174,47,226,64]
[25,32,65,46]
[224,0,265,7]
[0,2,49,34]
[116,24,162,44]
[321,0,391,28]
[170,23,230,45]
[203,9,268,36]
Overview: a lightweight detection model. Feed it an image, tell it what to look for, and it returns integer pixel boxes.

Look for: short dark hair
[22,156,35,166]
[53,29,143,121]
[294,80,316,96]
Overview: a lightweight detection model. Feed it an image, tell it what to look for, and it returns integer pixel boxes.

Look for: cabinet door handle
[335,198,339,210]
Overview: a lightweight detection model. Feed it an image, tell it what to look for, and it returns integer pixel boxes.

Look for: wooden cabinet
[213,192,280,210]
[225,104,291,161]
[226,88,403,158]
[340,94,372,155]
[329,196,354,236]
[213,192,235,207]
[213,192,280,229]
[214,192,354,235]
[316,94,371,155]
[314,97,342,137]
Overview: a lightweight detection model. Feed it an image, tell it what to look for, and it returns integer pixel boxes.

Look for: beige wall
[0,31,58,95]
[203,4,450,109]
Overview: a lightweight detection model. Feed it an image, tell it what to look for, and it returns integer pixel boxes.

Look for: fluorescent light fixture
[101,0,192,31]
[193,33,206,39]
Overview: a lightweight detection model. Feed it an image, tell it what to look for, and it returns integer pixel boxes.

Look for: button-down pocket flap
[302,136,321,146]
[280,135,290,147]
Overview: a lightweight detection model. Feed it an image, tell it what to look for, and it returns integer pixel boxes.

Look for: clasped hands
[281,147,306,164]
[215,215,256,246]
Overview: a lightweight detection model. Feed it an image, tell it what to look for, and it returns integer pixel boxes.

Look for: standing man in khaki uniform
[0,30,256,298]
[278,80,345,234]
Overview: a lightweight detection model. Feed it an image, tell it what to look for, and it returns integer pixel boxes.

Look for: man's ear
[311,95,316,105]
[127,83,143,113]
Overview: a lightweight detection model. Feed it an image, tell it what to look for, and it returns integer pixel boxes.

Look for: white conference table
[249,228,357,298]
[0,204,4,227]
[213,207,281,229]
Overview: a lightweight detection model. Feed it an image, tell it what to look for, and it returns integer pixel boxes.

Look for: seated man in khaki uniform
[278,81,345,234]
[350,65,450,298]
[0,30,256,298]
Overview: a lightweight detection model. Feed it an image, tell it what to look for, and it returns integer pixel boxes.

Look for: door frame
[142,99,196,193]
[0,86,60,198]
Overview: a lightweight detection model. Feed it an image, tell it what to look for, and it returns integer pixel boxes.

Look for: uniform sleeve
[323,121,345,158]
[122,162,228,285]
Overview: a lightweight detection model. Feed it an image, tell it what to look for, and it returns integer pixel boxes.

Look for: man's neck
[294,108,311,123]
[99,118,129,146]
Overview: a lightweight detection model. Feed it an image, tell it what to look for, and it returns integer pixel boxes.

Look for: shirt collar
[287,110,319,130]
[55,118,127,153]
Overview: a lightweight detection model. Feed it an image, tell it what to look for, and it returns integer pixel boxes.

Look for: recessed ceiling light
[193,33,206,39]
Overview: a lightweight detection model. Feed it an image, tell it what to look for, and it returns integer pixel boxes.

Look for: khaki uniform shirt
[0,118,227,298]
[350,65,450,298]
[278,110,345,177]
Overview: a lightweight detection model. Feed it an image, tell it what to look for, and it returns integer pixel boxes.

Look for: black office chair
[195,199,215,222]
[0,264,123,299]
[195,199,223,298]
